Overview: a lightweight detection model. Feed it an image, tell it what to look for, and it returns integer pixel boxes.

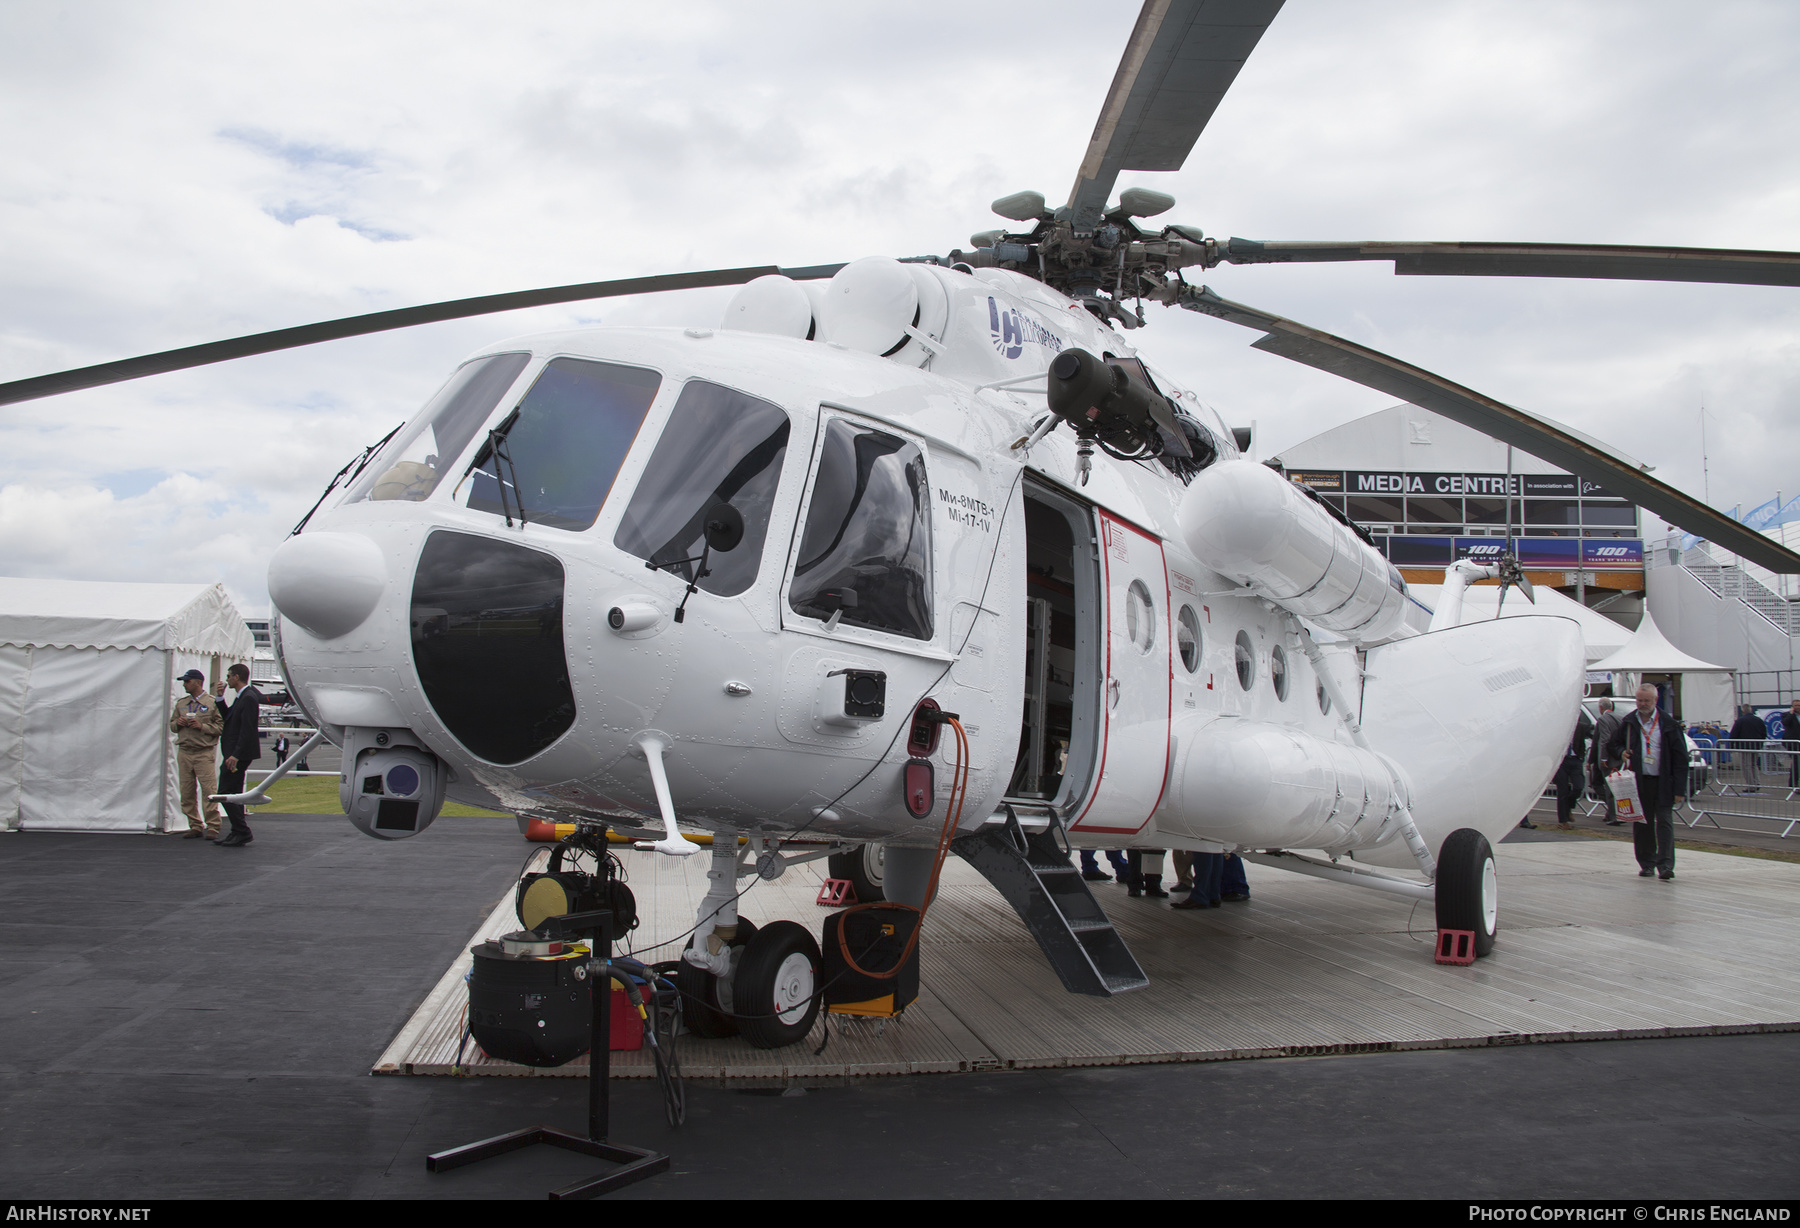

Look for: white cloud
[1,0,1797,612]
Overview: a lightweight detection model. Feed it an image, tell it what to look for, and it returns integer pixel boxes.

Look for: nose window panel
[411,531,575,764]
[789,418,933,640]
[612,380,790,597]
[348,351,531,504]
[465,357,661,531]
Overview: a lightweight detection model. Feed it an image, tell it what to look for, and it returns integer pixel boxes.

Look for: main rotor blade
[0,263,847,407]
[1067,0,1285,232]
[1220,239,1800,287]
[1178,285,1800,574]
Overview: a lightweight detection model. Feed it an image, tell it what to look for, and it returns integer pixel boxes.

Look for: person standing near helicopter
[213,664,263,848]
[1607,684,1687,880]
[1589,698,1623,825]
[1555,708,1595,829]
[168,669,224,840]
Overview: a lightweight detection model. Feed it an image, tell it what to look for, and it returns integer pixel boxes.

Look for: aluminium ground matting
[375,837,1800,1080]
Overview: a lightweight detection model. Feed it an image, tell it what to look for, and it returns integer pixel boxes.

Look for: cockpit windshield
[461,357,662,532]
[347,352,531,504]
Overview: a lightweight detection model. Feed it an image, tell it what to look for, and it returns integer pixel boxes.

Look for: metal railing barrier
[1682,743,1800,839]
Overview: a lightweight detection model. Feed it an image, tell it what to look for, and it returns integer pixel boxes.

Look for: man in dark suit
[1727,705,1768,791]
[1555,708,1596,829]
[1590,698,1623,824]
[1607,683,1687,880]
[213,664,263,848]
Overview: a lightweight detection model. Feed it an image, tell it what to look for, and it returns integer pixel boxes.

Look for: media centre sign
[1288,470,1619,499]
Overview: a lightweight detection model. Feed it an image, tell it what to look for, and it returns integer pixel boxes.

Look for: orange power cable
[834,716,969,981]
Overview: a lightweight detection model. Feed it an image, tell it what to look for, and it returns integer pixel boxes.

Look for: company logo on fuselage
[988,297,1064,360]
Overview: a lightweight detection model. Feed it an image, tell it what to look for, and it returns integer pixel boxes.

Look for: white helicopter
[6,0,1799,1050]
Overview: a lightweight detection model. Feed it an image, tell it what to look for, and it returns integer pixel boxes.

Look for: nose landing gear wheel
[1435,828,1498,957]
[733,920,823,1049]
[826,843,885,904]
[681,918,758,1038]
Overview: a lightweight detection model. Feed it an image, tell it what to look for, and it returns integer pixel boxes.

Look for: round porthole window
[1125,580,1155,654]
[1270,643,1289,702]
[1177,605,1201,674]
[1234,630,1254,691]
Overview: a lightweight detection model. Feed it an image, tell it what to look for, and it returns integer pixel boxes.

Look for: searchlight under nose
[267,531,387,640]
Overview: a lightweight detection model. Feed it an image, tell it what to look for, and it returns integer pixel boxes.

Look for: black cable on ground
[607,959,685,1127]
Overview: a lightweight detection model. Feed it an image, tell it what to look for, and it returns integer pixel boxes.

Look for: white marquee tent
[1588,608,1736,724]
[0,578,255,832]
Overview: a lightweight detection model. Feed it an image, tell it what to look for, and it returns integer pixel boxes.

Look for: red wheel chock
[817,878,857,907]
[1434,929,1477,965]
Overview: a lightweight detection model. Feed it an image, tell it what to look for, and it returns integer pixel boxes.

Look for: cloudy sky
[3,0,1797,615]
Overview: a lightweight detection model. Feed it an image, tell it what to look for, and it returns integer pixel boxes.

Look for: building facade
[1270,404,1645,613]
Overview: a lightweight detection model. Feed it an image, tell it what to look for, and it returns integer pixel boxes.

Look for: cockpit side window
[463,357,661,532]
[789,418,933,641]
[349,352,531,504]
[613,380,790,597]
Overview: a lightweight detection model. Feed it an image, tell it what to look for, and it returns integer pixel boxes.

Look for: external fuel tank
[1159,714,1406,852]
[1178,459,1408,643]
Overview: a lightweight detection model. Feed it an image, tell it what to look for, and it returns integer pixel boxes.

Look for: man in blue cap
[168,668,224,839]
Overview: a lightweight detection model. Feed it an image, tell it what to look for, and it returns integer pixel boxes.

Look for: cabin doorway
[1007,480,1101,814]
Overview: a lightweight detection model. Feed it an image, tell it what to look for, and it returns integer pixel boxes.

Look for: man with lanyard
[1607,683,1686,880]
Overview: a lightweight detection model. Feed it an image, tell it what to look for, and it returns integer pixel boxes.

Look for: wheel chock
[817,878,857,907]
[1434,929,1477,966]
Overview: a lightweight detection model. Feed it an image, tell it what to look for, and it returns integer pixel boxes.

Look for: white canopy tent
[1587,608,1736,723]
[0,579,256,832]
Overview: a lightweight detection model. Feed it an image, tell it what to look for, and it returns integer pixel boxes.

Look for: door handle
[1107,678,1120,710]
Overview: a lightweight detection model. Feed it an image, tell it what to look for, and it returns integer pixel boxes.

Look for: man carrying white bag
[1605,684,1688,881]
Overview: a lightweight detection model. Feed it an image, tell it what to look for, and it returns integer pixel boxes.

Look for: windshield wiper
[463,407,528,527]
[290,421,404,537]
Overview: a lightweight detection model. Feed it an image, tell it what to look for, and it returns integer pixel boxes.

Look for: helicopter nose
[267,531,387,640]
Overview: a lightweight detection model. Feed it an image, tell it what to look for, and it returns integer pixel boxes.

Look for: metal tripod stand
[425,907,669,1199]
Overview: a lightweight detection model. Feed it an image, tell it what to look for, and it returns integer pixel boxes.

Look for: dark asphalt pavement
[1,815,1794,1200]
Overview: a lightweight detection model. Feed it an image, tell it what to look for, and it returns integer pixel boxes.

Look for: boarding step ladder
[951,808,1148,997]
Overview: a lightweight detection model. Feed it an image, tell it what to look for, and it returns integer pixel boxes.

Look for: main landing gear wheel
[1435,828,1498,957]
[682,918,758,1038]
[826,843,885,903]
[733,920,824,1049]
